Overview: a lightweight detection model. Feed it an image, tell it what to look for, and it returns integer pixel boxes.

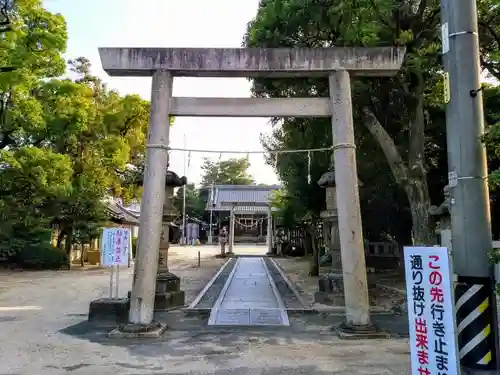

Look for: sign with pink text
[100,228,131,267]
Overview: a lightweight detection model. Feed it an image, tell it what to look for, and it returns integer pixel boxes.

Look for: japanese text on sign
[404,247,459,375]
[101,227,131,267]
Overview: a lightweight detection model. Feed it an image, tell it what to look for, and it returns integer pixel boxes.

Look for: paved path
[208,257,289,326]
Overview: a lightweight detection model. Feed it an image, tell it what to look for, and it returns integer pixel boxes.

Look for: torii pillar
[98,47,405,337]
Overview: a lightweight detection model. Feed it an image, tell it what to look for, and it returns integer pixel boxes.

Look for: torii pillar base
[334,322,390,340]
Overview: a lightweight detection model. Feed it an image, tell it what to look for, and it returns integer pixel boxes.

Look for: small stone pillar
[227,207,235,255]
[276,228,285,256]
[154,170,187,311]
[266,207,273,255]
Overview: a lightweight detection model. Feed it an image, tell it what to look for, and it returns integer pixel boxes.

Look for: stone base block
[334,322,391,339]
[126,273,185,311]
[315,273,379,306]
[314,291,345,306]
[88,298,129,324]
[108,322,167,338]
[318,273,344,293]
[315,273,345,306]
[155,290,185,311]
[156,272,181,294]
[215,254,227,258]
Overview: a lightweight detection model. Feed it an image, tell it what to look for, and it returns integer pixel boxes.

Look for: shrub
[15,243,68,270]
[0,226,67,269]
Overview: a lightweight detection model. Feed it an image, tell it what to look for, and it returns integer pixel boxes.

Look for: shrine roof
[206,184,280,212]
[106,201,140,225]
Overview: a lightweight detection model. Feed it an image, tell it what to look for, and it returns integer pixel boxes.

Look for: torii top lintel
[98,47,406,78]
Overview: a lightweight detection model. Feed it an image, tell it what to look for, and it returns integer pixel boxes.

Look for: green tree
[0,0,67,148]
[243,0,483,245]
[172,183,206,219]
[36,60,149,252]
[0,1,153,266]
[0,147,73,262]
[478,0,500,79]
[200,157,254,186]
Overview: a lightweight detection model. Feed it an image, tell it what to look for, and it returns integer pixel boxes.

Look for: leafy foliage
[0,1,150,266]
[172,183,206,219]
[244,0,500,245]
[200,157,254,186]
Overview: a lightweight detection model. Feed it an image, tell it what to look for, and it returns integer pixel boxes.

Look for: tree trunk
[57,228,67,250]
[404,180,434,245]
[64,227,73,269]
[362,106,434,245]
[80,244,86,267]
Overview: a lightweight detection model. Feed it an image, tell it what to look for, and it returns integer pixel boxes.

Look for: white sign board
[441,22,449,54]
[404,246,460,375]
[100,228,131,267]
[448,170,458,188]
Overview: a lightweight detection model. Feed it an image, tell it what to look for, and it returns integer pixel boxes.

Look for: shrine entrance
[205,184,278,254]
[98,46,405,333]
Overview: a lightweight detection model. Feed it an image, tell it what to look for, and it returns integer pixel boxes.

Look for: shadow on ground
[55,310,411,374]
[60,310,409,348]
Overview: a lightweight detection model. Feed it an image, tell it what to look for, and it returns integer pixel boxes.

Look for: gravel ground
[264,258,304,309]
[0,245,411,375]
[191,258,237,309]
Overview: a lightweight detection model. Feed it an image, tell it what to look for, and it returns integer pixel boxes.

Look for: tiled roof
[206,184,280,212]
[106,201,140,225]
[106,201,180,226]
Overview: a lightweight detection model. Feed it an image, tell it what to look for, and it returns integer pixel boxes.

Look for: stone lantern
[429,185,452,251]
[314,155,363,306]
[154,170,187,311]
[317,164,341,271]
[317,155,363,271]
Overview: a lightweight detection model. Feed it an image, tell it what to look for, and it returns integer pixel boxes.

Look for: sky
[42,0,279,186]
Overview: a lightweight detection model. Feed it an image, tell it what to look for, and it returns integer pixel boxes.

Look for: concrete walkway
[208,257,290,326]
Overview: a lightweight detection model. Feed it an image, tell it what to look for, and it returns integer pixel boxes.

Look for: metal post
[442,0,499,370]
[115,264,119,298]
[208,183,214,244]
[109,267,114,298]
[228,207,235,255]
[128,71,172,326]
[182,134,187,245]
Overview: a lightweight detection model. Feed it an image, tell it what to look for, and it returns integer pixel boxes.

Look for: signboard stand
[109,266,114,298]
[115,265,120,298]
[100,227,131,300]
[404,246,461,375]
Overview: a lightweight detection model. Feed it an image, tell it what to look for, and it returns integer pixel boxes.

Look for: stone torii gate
[99,47,405,335]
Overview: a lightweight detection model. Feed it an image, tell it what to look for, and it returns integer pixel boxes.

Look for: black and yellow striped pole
[455,276,497,370]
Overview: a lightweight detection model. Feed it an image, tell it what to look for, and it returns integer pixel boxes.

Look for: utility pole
[441,0,499,371]
[182,133,187,245]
